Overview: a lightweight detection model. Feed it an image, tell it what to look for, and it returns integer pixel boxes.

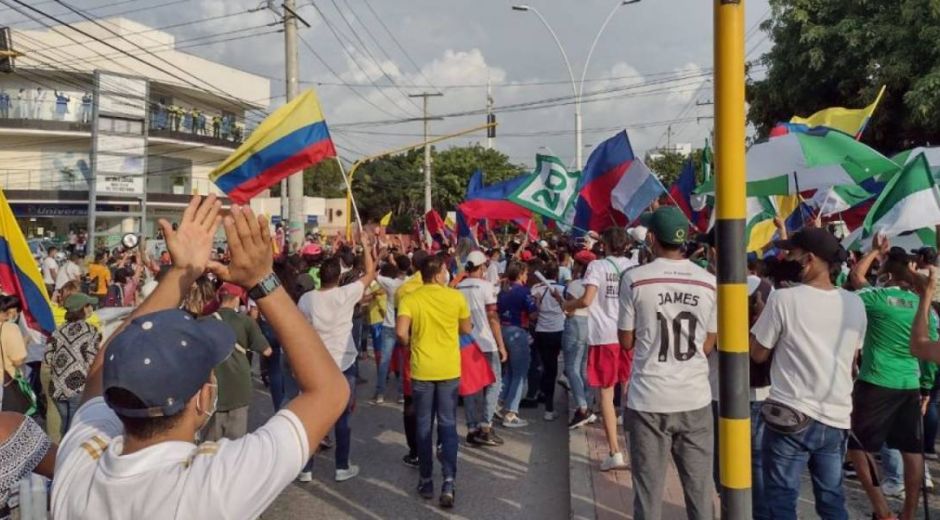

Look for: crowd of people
[2,194,940,519]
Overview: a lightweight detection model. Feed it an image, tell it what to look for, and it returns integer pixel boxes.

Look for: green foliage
[645,150,703,187]
[747,0,940,153]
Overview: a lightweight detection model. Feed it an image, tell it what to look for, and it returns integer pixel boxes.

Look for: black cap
[887,246,914,265]
[774,228,847,265]
[912,246,938,264]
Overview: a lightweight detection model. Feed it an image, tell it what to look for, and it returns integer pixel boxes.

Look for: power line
[306,0,417,118]
[359,0,437,92]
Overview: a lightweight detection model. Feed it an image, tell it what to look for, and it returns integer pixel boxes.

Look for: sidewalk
[569,420,706,519]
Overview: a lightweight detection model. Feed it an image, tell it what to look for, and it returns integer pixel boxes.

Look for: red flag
[459,334,496,396]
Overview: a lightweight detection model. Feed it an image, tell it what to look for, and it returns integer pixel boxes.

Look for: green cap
[64,293,98,312]
[643,206,689,245]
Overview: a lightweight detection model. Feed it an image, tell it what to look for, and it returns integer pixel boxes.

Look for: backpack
[101,283,124,308]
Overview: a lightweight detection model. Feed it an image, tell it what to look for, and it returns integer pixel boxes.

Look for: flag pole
[855,85,886,141]
[336,158,364,235]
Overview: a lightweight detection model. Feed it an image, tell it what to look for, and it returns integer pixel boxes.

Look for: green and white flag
[697,128,898,197]
[509,154,581,221]
[888,147,940,182]
[863,153,940,238]
[809,185,873,217]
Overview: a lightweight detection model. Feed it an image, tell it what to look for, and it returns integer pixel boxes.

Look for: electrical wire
[359,0,437,92]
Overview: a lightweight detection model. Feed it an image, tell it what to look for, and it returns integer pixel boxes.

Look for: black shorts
[848,380,923,453]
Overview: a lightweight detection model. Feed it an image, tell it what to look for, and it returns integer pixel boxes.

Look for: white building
[0,17,272,245]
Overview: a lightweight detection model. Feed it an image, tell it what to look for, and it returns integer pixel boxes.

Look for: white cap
[466,250,488,268]
[628,226,648,243]
[539,240,549,248]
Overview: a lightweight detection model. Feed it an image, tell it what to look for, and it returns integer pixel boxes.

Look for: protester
[750,228,867,519]
[87,251,111,301]
[563,227,637,471]
[0,296,28,414]
[0,412,55,517]
[54,253,82,292]
[394,249,430,468]
[531,262,566,421]
[296,233,376,483]
[496,261,537,428]
[42,246,59,296]
[204,283,272,442]
[50,196,350,518]
[373,255,407,404]
[562,250,597,429]
[457,250,507,447]
[45,293,101,438]
[617,206,718,518]
[397,254,472,508]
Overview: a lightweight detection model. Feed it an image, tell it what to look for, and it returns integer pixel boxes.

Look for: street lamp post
[512,0,640,171]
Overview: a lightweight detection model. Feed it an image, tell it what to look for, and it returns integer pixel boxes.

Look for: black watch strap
[248,272,281,301]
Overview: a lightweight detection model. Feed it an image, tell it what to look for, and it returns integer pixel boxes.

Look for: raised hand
[872,233,890,256]
[208,205,273,289]
[157,195,221,277]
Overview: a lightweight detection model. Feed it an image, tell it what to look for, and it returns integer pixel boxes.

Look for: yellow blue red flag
[0,188,53,333]
[211,89,337,203]
[790,86,886,139]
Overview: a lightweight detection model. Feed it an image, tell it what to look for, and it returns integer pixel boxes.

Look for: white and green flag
[509,154,581,221]
[809,185,873,217]
[863,153,940,239]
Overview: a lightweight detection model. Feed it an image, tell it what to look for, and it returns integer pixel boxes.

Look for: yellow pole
[715,0,751,518]
[344,121,497,239]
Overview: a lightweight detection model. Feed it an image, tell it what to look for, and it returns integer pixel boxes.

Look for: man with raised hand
[51,196,349,519]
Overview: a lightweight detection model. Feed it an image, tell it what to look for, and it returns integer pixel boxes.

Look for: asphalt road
[248,358,571,520]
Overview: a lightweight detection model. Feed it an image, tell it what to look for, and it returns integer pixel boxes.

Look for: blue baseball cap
[103,309,235,418]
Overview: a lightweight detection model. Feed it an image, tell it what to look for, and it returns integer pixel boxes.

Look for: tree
[645,150,704,188]
[270,160,346,198]
[747,0,940,153]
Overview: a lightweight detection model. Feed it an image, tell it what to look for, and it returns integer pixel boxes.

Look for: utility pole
[486,76,494,150]
[715,0,751,517]
[409,92,443,214]
[283,0,307,250]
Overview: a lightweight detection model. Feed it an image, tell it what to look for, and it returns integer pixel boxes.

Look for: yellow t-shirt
[87,263,111,296]
[398,284,470,381]
[395,272,423,309]
[367,283,386,325]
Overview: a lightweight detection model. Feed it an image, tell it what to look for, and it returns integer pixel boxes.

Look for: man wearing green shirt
[205,283,272,441]
[847,238,938,520]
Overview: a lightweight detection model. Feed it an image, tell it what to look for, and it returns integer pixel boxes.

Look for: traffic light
[487,113,495,138]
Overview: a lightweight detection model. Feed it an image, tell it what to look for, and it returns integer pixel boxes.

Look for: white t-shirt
[51,398,309,519]
[55,261,81,290]
[376,275,405,328]
[618,258,718,413]
[41,256,58,285]
[456,277,499,353]
[485,262,500,286]
[582,256,637,345]
[297,281,364,371]
[750,284,867,429]
[565,280,589,317]
[532,281,566,332]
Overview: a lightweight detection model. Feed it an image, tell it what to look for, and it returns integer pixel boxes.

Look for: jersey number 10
[656,311,699,362]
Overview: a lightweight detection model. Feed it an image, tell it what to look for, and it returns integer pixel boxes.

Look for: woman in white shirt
[561,253,596,429]
[531,263,567,422]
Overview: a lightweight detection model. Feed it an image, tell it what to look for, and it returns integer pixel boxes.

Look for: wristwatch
[248,272,281,301]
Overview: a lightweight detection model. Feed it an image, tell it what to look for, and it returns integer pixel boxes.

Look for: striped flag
[863,153,940,239]
[0,188,53,333]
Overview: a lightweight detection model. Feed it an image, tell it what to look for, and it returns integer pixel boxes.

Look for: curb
[569,425,596,520]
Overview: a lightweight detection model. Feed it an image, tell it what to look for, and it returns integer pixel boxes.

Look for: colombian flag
[459,334,495,397]
[210,90,337,203]
[0,188,53,333]
[790,85,886,140]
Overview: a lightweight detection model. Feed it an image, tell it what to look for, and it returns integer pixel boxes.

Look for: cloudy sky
[2,0,772,171]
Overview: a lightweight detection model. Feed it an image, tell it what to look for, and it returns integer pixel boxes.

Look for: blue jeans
[925,373,940,454]
[751,401,769,520]
[351,316,364,354]
[464,351,502,430]
[413,378,459,481]
[302,363,357,473]
[374,327,397,397]
[500,326,531,414]
[55,395,82,438]
[762,418,848,520]
[880,445,903,489]
[259,320,285,411]
[562,316,588,410]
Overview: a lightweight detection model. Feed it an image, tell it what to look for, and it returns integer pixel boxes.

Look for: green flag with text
[508,154,581,222]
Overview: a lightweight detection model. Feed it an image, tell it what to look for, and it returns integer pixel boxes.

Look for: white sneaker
[927,477,935,490]
[544,411,558,421]
[297,471,313,483]
[600,452,628,472]
[335,465,360,482]
[502,414,529,428]
[370,395,385,405]
[616,415,623,426]
[881,481,905,499]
